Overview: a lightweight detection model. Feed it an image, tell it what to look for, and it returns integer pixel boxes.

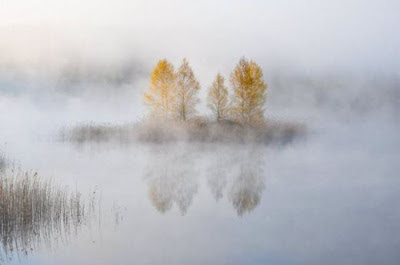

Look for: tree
[230,58,267,124]
[144,59,175,119]
[207,73,229,121]
[174,58,200,121]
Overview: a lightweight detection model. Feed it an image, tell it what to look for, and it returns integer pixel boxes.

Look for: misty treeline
[60,58,305,144]
[144,57,267,126]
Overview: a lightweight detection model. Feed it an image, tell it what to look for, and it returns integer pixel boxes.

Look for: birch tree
[230,58,267,124]
[207,73,229,121]
[144,59,176,119]
[174,58,200,121]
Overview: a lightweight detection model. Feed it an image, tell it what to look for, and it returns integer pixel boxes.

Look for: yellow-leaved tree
[207,73,229,121]
[174,58,200,121]
[230,58,267,124]
[144,59,176,119]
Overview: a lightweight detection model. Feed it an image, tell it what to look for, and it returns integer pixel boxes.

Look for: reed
[0,170,86,261]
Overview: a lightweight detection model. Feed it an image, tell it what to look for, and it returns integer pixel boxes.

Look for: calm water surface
[1,97,399,265]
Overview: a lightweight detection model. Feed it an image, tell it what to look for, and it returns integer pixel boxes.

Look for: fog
[1,0,400,264]
[2,0,400,83]
[1,0,399,120]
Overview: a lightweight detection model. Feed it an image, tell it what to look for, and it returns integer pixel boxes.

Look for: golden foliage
[207,73,229,121]
[144,59,176,119]
[143,57,268,125]
[230,58,267,124]
[174,58,200,121]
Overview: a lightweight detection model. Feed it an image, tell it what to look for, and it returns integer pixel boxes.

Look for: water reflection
[0,170,92,262]
[145,146,266,216]
[207,165,227,202]
[228,159,265,216]
[145,150,198,215]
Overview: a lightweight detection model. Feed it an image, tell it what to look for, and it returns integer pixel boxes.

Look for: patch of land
[60,119,306,145]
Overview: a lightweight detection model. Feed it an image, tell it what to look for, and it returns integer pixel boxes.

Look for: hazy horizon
[1,0,399,75]
[1,1,400,265]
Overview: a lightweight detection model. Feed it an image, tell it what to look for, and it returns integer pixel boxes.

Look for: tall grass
[0,170,87,261]
[0,152,6,173]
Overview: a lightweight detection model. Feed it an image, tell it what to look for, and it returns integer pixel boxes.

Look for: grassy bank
[61,119,306,145]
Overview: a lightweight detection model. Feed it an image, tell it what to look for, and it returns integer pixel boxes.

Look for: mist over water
[1,0,400,264]
[1,74,399,265]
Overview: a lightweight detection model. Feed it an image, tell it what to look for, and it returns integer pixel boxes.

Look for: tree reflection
[145,149,198,215]
[207,148,265,216]
[207,166,227,202]
[145,146,266,217]
[228,160,265,216]
[148,171,174,213]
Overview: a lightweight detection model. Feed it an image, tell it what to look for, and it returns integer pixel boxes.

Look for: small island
[63,57,305,144]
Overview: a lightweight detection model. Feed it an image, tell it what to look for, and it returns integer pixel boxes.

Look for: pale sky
[1,0,399,74]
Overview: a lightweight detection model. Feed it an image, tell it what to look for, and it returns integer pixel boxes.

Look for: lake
[1,91,399,265]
